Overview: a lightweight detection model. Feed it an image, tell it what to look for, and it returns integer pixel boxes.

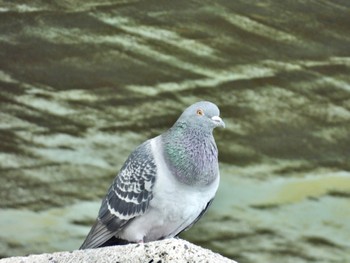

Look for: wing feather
[177,198,214,236]
[80,140,157,249]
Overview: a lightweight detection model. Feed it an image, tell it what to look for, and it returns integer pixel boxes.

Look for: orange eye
[196,109,204,116]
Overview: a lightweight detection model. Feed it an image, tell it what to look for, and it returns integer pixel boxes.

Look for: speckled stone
[0,239,236,263]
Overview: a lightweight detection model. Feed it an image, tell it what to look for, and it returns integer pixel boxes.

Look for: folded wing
[80,141,157,249]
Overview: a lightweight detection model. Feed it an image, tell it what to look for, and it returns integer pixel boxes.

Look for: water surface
[1,1,350,262]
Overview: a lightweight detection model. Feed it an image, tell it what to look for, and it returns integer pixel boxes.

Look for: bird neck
[161,122,219,187]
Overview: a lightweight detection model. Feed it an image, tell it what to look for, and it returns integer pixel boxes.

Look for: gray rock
[0,239,236,263]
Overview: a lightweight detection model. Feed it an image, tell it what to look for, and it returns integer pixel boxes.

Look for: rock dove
[80,101,225,249]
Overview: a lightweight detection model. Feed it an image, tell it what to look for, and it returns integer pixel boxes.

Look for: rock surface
[0,239,236,263]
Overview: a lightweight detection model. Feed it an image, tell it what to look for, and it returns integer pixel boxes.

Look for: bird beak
[211,116,225,128]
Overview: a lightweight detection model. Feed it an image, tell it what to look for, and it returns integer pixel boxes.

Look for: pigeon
[80,101,225,249]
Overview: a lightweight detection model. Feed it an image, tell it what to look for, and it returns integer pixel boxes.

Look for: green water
[1,1,350,262]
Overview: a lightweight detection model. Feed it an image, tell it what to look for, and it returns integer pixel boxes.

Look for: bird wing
[80,140,157,249]
[177,198,214,236]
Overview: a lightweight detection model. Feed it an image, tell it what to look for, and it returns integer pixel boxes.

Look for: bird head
[177,101,225,130]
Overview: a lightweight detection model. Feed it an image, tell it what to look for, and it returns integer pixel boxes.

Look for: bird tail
[80,220,131,249]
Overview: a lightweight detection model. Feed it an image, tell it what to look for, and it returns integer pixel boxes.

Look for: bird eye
[196,109,204,116]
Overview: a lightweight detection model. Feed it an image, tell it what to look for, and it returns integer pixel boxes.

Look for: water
[1,0,350,262]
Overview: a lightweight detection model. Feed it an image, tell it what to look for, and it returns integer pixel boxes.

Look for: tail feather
[80,220,115,249]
